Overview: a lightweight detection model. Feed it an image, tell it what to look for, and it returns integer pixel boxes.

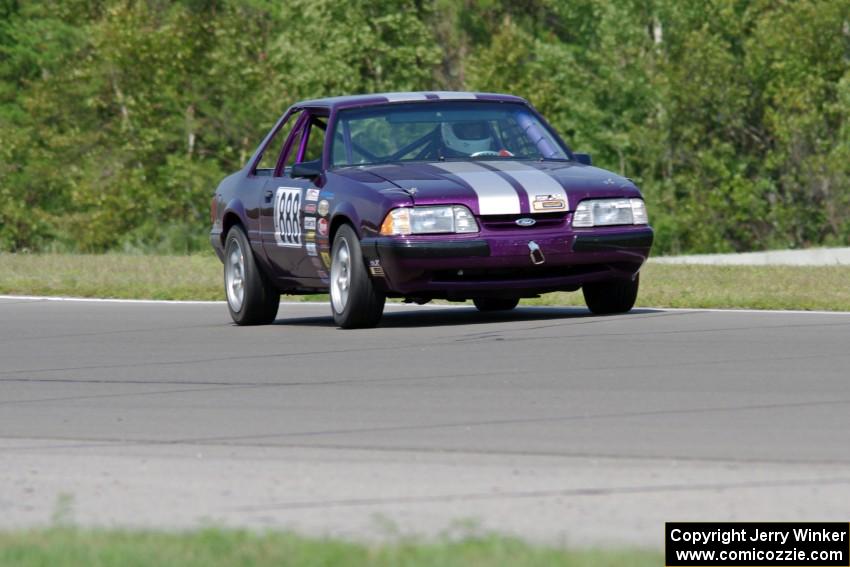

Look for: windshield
[330,102,570,167]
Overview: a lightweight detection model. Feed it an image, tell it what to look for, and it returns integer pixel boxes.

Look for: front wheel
[330,224,385,328]
[473,297,520,312]
[582,275,639,315]
[224,225,280,325]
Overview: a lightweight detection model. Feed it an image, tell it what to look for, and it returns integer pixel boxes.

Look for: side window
[253,128,285,175]
[301,116,327,163]
[254,115,288,176]
[254,113,298,175]
[284,114,327,173]
[282,123,305,174]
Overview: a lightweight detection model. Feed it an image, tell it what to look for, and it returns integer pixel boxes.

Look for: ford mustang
[210,91,653,328]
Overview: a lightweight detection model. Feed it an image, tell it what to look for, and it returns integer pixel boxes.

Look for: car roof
[294,91,528,111]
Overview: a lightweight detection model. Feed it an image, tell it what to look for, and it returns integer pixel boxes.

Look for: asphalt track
[2,296,850,547]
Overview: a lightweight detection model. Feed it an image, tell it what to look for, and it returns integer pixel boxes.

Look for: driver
[440,120,495,157]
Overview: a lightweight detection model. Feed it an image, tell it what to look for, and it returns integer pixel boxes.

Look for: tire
[329,224,385,328]
[224,225,280,325]
[473,297,520,312]
[582,274,639,315]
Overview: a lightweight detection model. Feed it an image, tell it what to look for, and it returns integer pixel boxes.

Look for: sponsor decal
[317,199,330,217]
[303,216,316,231]
[304,203,317,214]
[320,251,331,268]
[273,187,302,247]
[306,188,320,201]
[483,161,568,212]
[319,191,334,199]
[317,217,329,236]
[306,242,318,256]
[304,231,316,243]
[368,259,384,277]
[431,162,520,215]
[532,194,566,211]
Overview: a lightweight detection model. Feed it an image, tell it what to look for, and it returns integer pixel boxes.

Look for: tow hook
[528,241,545,265]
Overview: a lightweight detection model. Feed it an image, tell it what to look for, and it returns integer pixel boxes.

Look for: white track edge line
[0,295,462,308]
[1,295,849,315]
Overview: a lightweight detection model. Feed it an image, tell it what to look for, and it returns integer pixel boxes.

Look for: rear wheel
[582,275,639,315]
[330,224,385,328]
[224,225,279,325]
[473,297,520,312]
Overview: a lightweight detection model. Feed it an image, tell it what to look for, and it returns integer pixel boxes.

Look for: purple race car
[210,91,653,328]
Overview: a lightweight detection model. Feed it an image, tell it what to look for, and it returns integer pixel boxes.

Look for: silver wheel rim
[225,239,245,312]
[330,238,351,314]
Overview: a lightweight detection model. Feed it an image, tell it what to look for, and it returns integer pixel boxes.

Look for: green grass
[523,263,850,311]
[1,252,849,311]
[0,528,659,567]
[0,252,225,301]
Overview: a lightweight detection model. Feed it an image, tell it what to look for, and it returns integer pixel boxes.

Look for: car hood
[334,160,641,216]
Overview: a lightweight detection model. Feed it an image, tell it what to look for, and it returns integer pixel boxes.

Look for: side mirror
[291,159,322,179]
[573,153,592,166]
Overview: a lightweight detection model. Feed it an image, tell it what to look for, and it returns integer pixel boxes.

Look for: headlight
[572,198,649,228]
[629,198,648,224]
[380,206,479,235]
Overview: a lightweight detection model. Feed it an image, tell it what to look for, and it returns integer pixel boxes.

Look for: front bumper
[361,226,653,299]
[367,239,491,259]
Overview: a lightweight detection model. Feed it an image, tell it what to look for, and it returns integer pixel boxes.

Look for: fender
[222,196,281,279]
[329,201,363,239]
[222,198,249,239]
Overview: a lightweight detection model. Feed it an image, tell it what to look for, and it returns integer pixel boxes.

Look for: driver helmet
[441,121,493,155]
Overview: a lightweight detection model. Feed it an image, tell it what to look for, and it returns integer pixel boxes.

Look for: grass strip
[1,252,849,311]
[0,528,659,567]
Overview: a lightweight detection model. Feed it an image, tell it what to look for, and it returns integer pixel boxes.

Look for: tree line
[1,0,848,254]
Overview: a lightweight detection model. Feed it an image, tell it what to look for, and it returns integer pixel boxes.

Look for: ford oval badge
[515,218,536,227]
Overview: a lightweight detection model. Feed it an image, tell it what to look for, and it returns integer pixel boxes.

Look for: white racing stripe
[430,91,477,100]
[431,162,521,215]
[484,161,568,212]
[383,92,428,102]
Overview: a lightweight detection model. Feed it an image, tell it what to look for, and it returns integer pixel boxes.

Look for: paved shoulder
[2,298,849,544]
[653,246,850,266]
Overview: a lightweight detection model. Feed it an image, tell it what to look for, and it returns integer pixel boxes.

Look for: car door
[237,110,296,266]
[260,110,327,283]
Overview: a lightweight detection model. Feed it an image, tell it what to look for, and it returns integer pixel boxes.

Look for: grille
[479,212,568,230]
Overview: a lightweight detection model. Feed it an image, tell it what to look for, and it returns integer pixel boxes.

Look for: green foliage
[1,0,848,253]
[0,527,661,567]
